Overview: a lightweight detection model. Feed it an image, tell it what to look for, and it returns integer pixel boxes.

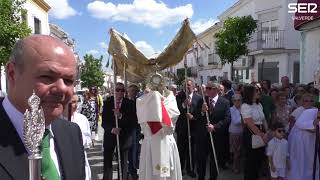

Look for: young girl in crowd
[267,122,289,180]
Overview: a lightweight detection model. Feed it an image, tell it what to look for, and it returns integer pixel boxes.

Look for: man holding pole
[197,81,231,180]
[102,82,137,180]
[176,79,201,177]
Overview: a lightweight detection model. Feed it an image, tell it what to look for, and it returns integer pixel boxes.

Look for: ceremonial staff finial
[23,90,45,180]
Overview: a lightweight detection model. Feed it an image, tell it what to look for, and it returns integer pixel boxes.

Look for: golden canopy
[108,19,196,83]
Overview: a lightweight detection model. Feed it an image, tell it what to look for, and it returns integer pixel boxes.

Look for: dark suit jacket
[102,96,137,150]
[176,91,202,136]
[197,96,231,136]
[0,103,86,180]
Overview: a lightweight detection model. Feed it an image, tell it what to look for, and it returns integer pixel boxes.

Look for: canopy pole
[112,57,123,180]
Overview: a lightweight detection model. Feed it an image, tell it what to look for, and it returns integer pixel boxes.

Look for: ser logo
[288,3,318,13]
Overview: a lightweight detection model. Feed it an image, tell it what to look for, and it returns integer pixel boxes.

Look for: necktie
[41,129,60,180]
[209,98,215,114]
[116,100,121,109]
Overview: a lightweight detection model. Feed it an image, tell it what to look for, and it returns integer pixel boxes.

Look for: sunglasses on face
[206,87,216,90]
[115,88,125,92]
[304,100,314,103]
[276,129,285,133]
[233,99,241,102]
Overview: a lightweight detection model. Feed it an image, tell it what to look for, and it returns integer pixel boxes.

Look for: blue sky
[46,0,238,69]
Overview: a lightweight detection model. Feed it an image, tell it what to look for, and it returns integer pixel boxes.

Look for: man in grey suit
[0,35,86,180]
[196,81,231,180]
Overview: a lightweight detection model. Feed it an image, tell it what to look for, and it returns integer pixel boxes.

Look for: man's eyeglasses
[116,88,125,92]
[276,129,285,133]
[304,100,314,103]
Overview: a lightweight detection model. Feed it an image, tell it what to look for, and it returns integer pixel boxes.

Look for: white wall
[300,28,320,84]
[24,0,50,35]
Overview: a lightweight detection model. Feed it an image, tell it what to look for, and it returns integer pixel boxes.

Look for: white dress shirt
[71,112,92,148]
[71,112,92,180]
[2,97,61,176]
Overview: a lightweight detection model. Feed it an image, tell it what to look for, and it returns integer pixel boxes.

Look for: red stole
[147,101,172,134]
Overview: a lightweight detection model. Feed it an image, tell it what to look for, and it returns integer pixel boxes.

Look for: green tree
[80,54,105,88]
[215,16,257,81]
[0,0,31,66]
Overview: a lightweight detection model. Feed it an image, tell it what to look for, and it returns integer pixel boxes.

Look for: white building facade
[219,0,300,84]
[293,0,320,84]
[172,0,300,85]
[23,0,50,35]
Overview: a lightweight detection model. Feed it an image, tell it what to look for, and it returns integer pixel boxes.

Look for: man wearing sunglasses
[196,81,231,180]
[101,82,137,180]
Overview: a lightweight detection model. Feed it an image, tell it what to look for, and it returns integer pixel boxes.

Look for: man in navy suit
[176,79,202,177]
[0,35,86,180]
[102,82,137,180]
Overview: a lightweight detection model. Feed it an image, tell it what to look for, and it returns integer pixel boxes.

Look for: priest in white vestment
[137,88,182,180]
[287,108,319,180]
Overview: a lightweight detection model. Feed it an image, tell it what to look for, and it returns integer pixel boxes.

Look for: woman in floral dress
[81,91,99,143]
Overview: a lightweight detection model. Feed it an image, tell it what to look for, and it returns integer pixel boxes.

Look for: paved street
[87,126,269,180]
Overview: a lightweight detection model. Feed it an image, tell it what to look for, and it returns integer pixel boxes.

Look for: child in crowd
[267,122,290,180]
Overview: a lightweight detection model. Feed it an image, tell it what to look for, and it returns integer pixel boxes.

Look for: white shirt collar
[188,92,193,99]
[3,97,54,145]
[212,94,218,103]
[3,97,24,142]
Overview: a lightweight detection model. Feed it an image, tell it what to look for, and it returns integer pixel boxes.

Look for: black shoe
[187,171,196,178]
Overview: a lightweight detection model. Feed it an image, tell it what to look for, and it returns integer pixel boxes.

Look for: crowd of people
[2,34,320,180]
[73,74,320,180]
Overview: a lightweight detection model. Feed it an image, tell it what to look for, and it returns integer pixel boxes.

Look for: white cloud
[86,49,99,55]
[87,0,193,28]
[46,0,78,19]
[99,42,108,49]
[135,41,156,58]
[191,18,219,34]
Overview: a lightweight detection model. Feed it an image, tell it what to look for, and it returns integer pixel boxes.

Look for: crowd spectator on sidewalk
[267,122,289,180]
[229,94,243,174]
[241,84,267,180]
[273,91,292,132]
[64,94,92,180]
[262,80,272,95]
[81,91,99,145]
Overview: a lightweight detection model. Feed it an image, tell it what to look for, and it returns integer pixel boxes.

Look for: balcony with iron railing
[248,30,285,51]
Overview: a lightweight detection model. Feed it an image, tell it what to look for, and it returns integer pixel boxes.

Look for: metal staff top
[23,91,45,159]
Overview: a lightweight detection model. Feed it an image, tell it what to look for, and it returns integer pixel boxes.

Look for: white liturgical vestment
[137,91,182,180]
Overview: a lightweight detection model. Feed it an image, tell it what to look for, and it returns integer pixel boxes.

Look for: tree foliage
[0,0,31,66]
[215,16,257,80]
[80,54,105,88]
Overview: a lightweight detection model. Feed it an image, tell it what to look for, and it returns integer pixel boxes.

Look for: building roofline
[196,22,222,39]
[218,0,249,20]
[31,0,51,12]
